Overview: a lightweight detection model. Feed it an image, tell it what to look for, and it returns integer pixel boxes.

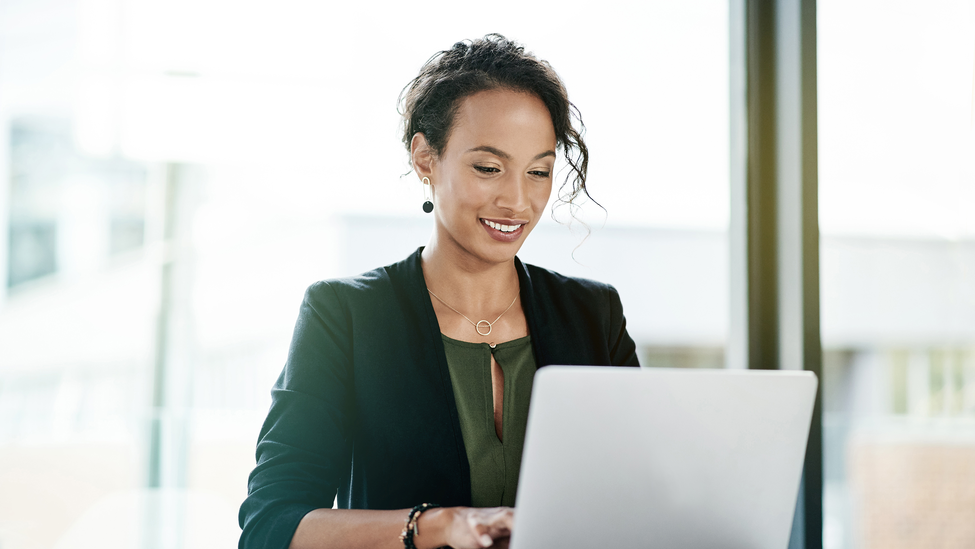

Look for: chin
[477,237,530,264]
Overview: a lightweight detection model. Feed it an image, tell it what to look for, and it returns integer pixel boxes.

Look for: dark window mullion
[729,1,823,547]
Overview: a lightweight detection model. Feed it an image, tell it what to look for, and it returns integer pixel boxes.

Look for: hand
[436,507,514,549]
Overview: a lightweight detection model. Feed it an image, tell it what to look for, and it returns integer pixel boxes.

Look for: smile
[482,219,524,233]
[480,218,527,243]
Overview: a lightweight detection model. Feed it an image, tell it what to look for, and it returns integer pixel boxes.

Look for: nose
[496,172,531,215]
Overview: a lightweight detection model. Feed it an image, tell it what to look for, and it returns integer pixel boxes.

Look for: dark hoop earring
[422,177,434,213]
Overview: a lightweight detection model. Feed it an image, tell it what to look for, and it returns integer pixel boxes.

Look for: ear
[410,133,435,181]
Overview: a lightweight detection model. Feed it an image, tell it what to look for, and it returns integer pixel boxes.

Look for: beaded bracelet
[399,503,441,549]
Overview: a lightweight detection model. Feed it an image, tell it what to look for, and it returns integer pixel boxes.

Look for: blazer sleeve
[607,284,640,367]
[238,281,355,549]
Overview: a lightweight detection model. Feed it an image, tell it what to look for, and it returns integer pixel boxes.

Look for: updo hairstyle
[399,34,592,209]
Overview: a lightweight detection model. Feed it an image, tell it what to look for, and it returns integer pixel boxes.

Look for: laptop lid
[510,366,818,549]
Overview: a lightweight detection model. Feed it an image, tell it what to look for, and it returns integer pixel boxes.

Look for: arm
[239,281,355,549]
[290,507,514,549]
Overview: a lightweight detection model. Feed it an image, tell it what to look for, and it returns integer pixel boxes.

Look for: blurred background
[0,0,972,548]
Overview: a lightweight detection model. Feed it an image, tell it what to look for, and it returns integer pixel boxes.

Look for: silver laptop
[510,366,818,549]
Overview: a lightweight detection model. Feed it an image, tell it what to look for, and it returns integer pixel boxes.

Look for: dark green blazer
[238,248,639,549]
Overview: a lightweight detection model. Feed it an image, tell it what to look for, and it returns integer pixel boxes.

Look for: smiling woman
[237,34,639,549]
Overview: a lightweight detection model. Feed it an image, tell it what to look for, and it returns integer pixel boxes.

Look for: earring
[422,177,434,213]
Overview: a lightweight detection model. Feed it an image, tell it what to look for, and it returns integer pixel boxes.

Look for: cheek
[532,181,554,209]
[438,178,483,218]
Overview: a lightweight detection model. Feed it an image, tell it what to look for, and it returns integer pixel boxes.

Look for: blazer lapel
[515,256,551,370]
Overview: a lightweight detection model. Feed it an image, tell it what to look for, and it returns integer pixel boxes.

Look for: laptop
[510,366,818,549]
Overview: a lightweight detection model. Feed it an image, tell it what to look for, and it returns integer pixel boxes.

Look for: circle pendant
[476,320,492,336]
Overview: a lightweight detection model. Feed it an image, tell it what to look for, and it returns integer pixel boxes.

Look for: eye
[529,170,551,178]
[474,165,501,174]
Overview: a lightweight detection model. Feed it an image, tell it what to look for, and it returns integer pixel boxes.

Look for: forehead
[445,89,557,158]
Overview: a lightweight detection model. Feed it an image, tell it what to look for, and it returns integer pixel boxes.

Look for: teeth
[484,220,522,233]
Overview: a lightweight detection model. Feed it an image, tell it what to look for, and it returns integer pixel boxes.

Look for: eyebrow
[466,146,556,161]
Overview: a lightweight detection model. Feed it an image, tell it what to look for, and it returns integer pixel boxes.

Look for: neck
[420,239,520,311]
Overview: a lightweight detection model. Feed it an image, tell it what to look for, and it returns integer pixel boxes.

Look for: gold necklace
[427,289,518,336]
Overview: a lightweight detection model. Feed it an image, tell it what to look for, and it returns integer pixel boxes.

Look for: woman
[239,34,639,549]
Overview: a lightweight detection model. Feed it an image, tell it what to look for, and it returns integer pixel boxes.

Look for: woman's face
[425,88,557,266]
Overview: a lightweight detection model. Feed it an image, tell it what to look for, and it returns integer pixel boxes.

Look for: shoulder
[521,261,621,304]
[519,260,626,327]
[518,259,638,366]
[305,265,389,300]
[302,250,421,310]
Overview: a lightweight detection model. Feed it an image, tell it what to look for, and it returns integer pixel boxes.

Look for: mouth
[482,219,523,233]
[480,218,527,242]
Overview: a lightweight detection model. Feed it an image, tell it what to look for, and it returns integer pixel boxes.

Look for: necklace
[427,289,518,336]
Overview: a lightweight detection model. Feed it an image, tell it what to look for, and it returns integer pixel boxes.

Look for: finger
[483,508,514,531]
[466,507,514,542]
[486,524,512,539]
[477,507,512,523]
[498,509,514,529]
[483,524,512,540]
[465,514,495,546]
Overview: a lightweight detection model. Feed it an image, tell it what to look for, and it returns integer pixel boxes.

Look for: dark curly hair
[398,34,594,211]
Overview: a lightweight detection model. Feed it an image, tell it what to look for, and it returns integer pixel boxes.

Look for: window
[819,1,975,547]
[0,2,730,547]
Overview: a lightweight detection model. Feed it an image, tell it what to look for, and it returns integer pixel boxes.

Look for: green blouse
[441,334,537,508]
